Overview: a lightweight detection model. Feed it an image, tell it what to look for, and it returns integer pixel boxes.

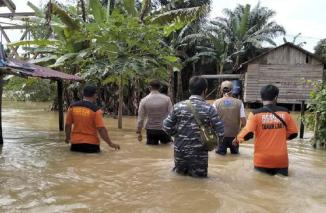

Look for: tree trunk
[118,74,123,129]
[168,65,175,103]
[176,71,183,101]
[192,62,196,76]
[0,73,3,144]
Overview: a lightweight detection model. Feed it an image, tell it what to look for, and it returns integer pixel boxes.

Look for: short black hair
[260,85,279,101]
[189,76,208,95]
[149,80,161,90]
[83,85,97,97]
[222,87,232,94]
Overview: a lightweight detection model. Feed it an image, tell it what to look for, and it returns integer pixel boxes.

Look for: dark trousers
[146,129,172,145]
[174,149,208,178]
[70,144,100,153]
[216,137,239,155]
[255,167,289,176]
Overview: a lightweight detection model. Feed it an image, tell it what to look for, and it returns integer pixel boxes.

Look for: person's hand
[65,137,70,144]
[232,138,239,146]
[137,133,142,142]
[109,142,120,150]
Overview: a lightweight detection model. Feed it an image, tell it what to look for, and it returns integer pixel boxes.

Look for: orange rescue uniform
[236,105,298,168]
[65,101,105,145]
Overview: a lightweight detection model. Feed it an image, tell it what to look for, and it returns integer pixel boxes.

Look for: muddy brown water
[1,101,326,213]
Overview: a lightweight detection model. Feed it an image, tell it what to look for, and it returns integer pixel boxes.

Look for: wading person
[234,85,298,176]
[137,80,173,145]
[213,81,246,155]
[65,85,120,153]
[163,76,224,178]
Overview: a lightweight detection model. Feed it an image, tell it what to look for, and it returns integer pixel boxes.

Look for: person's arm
[168,98,173,113]
[95,110,120,150]
[65,108,73,143]
[234,112,257,144]
[98,127,120,150]
[163,105,178,136]
[136,99,146,141]
[286,113,299,140]
[240,102,247,127]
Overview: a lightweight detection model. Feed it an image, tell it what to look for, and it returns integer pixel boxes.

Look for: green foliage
[314,38,326,61]
[305,82,326,148]
[4,77,56,102]
[212,3,285,71]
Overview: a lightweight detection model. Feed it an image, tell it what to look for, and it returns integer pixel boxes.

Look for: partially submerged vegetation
[305,82,326,148]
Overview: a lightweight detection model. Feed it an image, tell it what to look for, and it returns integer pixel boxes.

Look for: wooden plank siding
[244,45,324,104]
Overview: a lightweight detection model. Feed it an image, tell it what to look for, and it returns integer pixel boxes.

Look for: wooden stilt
[0,73,3,144]
[300,101,305,139]
[57,80,64,131]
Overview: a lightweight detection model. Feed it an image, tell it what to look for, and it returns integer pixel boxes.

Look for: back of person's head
[220,80,233,94]
[83,85,97,97]
[189,76,208,96]
[260,85,279,101]
[149,80,161,90]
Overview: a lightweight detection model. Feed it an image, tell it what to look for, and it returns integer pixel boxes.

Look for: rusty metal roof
[4,58,83,81]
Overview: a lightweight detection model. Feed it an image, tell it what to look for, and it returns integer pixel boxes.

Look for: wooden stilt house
[238,43,325,104]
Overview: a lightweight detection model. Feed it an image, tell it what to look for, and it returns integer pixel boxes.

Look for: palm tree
[213,3,285,71]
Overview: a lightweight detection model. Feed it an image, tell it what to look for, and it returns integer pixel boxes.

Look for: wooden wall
[244,45,324,104]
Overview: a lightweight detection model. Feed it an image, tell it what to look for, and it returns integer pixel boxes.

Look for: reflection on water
[1,101,326,213]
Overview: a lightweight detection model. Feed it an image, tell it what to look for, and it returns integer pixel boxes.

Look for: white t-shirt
[240,103,246,118]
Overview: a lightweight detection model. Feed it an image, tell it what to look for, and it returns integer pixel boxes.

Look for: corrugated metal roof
[4,58,83,81]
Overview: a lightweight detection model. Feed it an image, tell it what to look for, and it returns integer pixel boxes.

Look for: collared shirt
[237,104,298,168]
[65,100,105,145]
[137,91,173,130]
[163,95,224,151]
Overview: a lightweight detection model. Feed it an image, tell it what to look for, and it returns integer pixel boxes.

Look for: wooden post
[314,112,321,149]
[57,80,64,131]
[0,73,3,144]
[300,101,305,139]
[118,74,123,129]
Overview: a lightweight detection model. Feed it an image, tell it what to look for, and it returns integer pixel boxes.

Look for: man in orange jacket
[234,85,298,176]
[65,85,120,153]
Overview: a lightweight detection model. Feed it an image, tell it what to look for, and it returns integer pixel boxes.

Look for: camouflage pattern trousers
[173,148,208,178]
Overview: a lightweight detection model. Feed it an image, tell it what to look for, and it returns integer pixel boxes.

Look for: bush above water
[4,77,56,102]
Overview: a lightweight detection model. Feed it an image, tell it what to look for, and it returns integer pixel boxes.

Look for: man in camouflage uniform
[163,76,224,178]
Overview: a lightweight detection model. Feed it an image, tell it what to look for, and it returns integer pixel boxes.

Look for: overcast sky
[1,0,325,52]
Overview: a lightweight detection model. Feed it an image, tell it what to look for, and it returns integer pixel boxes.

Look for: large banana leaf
[27,1,44,18]
[89,0,107,23]
[50,2,80,31]
[151,4,209,25]
[49,53,78,68]
[8,40,59,47]
[123,0,138,16]
[28,55,58,65]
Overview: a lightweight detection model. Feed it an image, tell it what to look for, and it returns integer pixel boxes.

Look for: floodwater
[1,101,326,213]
